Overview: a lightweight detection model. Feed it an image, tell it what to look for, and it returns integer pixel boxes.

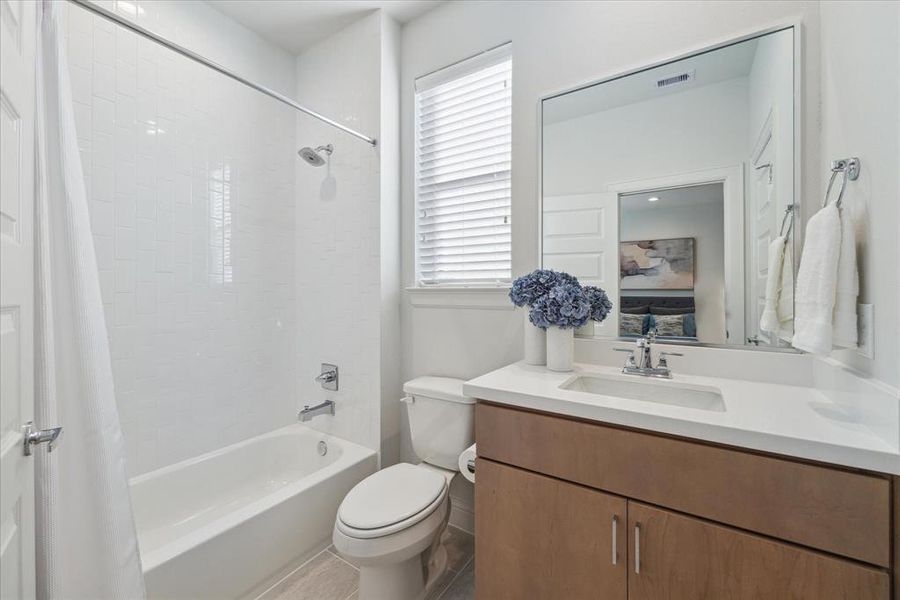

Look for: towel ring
[822,157,861,209]
[778,204,795,238]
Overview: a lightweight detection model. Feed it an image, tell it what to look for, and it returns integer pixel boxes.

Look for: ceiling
[543,36,762,125]
[621,183,724,213]
[207,0,444,55]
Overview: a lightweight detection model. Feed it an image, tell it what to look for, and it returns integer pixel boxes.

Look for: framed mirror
[540,26,799,350]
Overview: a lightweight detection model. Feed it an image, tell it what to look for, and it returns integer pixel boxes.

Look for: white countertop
[464,361,900,475]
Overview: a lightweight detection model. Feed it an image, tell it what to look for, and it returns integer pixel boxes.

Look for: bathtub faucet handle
[315,363,338,391]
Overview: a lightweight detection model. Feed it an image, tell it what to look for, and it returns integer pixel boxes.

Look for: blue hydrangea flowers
[508,269,578,308]
[583,285,613,323]
[529,283,591,329]
[509,269,613,330]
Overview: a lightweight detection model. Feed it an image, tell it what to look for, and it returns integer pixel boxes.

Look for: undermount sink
[561,374,726,412]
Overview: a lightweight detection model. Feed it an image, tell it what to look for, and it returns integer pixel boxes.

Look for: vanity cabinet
[475,402,894,599]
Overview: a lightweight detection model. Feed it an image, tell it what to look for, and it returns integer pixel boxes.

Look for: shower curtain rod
[68,0,378,146]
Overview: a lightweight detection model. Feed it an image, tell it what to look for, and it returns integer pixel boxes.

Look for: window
[414,43,512,286]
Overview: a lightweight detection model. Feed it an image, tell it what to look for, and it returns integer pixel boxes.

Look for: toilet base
[354,511,450,600]
[359,553,425,600]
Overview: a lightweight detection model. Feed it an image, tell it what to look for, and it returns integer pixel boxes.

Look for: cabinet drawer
[476,402,891,567]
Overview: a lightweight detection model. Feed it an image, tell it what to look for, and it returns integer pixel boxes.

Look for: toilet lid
[338,463,447,530]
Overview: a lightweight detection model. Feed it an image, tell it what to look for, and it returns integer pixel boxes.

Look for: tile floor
[258,526,475,600]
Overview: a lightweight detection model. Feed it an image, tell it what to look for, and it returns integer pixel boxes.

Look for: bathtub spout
[299,400,335,422]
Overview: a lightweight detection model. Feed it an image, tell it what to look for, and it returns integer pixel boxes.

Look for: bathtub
[130,424,377,600]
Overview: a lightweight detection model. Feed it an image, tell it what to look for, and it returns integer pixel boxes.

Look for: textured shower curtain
[34,2,145,598]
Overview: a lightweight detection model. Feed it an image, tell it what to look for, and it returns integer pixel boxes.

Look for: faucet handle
[656,351,683,369]
[614,348,637,369]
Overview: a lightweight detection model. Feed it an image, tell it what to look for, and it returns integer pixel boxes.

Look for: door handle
[611,515,618,565]
[634,522,641,574]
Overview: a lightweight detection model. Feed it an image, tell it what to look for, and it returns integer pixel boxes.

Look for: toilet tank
[403,377,475,471]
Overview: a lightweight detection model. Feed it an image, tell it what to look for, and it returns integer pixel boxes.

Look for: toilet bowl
[332,377,474,600]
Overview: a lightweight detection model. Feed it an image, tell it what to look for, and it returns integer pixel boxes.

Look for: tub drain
[317,440,328,456]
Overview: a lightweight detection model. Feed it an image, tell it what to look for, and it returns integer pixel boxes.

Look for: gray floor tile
[437,558,475,600]
[260,550,359,600]
[442,527,475,573]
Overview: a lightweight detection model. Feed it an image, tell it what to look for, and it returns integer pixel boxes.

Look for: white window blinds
[415,44,512,286]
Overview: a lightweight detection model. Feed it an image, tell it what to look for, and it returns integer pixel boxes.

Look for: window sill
[406,286,514,310]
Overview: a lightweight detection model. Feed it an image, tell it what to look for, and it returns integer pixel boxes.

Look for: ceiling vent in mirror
[656,70,695,88]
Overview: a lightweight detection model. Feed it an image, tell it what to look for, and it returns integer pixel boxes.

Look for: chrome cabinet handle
[634,522,641,574]
[611,515,618,565]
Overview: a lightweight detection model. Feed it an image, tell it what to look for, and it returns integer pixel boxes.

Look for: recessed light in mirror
[648,196,660,202]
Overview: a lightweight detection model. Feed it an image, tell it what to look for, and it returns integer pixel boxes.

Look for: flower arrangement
[509,269,613,329]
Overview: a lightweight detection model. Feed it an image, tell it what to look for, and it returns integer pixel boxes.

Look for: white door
[0,1,37,598]
[542,193,619,337]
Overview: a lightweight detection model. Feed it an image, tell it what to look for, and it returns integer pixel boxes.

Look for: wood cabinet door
[627,501,889,600]
[475,458,627,600]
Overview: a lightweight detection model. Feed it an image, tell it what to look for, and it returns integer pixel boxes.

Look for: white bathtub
[130,424,377,600]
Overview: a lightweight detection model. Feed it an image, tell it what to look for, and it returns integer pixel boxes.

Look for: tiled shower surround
[65,2,298,474]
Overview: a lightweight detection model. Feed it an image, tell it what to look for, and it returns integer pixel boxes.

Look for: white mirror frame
[536,20,804,352]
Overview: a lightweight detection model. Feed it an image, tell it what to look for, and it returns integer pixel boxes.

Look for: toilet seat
[337,463,448,539]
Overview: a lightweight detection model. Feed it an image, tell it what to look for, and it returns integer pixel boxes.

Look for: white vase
[522,309,547,365]
[546,327,574,372]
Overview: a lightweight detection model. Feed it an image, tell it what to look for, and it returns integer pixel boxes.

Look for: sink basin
[561,374,726,412]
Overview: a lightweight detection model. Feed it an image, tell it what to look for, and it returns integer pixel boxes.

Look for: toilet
[332,377,475,600]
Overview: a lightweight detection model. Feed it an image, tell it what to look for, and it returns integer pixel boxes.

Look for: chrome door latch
[23,421,63,456]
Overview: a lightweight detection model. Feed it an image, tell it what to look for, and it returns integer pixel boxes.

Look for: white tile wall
[293,14,384,453]
[64,1,298,475]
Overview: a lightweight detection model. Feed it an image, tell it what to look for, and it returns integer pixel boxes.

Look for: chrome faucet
[614,330,683,379]
[299,400,335,422]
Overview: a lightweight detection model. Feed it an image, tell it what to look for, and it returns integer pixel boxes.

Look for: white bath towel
[792,203,841,354]
[777,241,794,338]
[832,205,859,348]
[760,236,787,334]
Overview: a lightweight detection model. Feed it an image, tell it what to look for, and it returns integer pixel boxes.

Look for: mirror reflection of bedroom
[542,28,797,350]
[618,184,725,344]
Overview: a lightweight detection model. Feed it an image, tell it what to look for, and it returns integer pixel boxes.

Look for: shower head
[298,144,333,167]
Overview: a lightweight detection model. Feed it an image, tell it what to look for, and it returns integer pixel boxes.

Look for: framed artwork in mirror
[620,238,695,290]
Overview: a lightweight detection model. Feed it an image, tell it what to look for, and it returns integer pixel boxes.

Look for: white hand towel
[777,241,794,338]
[832,205,859,348]
[760,236,787,334]
[792,204,841,354]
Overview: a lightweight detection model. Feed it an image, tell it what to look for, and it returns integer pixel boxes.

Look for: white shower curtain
[34,2,145,598]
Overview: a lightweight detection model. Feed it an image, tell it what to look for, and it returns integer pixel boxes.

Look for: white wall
[819,1,900,388]
[621,201,726,343]
[543,78,749,196]
[294,12,402,461]
[379,14,403,466]
[66,1,298,475]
